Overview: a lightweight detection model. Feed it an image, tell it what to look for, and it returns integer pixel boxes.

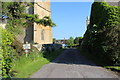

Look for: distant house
[55,39,68,44]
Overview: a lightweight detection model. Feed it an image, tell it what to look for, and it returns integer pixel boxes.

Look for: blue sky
[51,2,93,39]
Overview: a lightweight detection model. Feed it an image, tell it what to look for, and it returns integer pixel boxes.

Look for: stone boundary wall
[33,44,62,51]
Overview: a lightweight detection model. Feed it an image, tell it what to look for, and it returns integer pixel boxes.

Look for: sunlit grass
[12,52,49,78]
[105,66,120,70]
[12,49,64,78]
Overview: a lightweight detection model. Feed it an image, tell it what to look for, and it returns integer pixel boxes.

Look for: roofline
[35,2,51,13]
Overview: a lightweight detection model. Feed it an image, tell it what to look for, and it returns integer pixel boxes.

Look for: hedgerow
[81,2,120,65]
[0,27,14,78]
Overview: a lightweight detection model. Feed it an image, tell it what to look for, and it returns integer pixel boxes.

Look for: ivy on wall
[81,2,120,65]
[90,2,119,29]
[23,14,56,27]
[2,2,56,35]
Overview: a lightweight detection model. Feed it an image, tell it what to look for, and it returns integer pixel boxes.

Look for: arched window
[41,29,44,40]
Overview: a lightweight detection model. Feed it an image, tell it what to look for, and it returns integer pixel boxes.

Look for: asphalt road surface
[31,49,119,78]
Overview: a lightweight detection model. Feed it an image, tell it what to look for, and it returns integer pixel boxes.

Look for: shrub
[11,39,39,56]
[0,27,14,78]
[81,2,120,65]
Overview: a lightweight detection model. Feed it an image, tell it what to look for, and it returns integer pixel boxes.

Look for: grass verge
[43,49,65,62]
[12,49,64,78]
[104,66,120,71]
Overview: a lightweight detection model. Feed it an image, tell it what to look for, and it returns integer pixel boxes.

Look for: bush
[0,27,14,78]
[12,39,39,56]
[12,39,24,56]
[81,2,120,65]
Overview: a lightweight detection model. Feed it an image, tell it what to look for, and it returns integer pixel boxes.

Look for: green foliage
[25,15,56,27]
[12,52,49,78]
[81,2,120,65]
[2,2,56,35]
[90,2,119,29]
[67,37,74,47]
[23,14,39,23]
[74,37,80,44]
[1,2,56,78]
[12,49,63,78]
[43,49,64,62]
[0,27,14,78]
[53,38,56,44]
[11,39,25,56]
[74,37,83,45]
[2,2,27,35]
[105,66,120,71]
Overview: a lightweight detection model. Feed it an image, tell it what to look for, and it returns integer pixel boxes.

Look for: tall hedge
[0,27,14,78]
[90,2,119,28]
[81,2,120,65]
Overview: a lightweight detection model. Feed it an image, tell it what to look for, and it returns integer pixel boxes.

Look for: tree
[79,37,83,46]
[74,37,79,44]
[53,38,56,44]
[74,37,83,45]
[67,37,74,48]
[2,2,56,35]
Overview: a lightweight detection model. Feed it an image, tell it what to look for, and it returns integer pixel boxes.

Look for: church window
[41,29,45,40]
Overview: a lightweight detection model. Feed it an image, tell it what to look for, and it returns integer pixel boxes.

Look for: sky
[51,2,93,39]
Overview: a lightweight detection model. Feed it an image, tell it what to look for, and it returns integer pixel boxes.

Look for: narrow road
[31,49,119,78]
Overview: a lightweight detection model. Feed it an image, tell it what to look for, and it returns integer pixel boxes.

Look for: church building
[17,0,53,45]
[34,0,52,44]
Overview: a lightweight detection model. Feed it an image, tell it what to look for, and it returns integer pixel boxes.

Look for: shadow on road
[31,48,119,78]
[52,48,96,66]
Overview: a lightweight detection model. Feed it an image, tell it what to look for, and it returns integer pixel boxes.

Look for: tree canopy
[2,2,56,35]
[67,37,74,47]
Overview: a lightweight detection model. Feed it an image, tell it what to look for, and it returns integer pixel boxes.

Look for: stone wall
[16,1,52,45]
[16,28,26,43]
[33,1,52,44]
[34,24,52,44]
[105,0,120,6]
[24,24,34,43]
[42,44,62,52]
[107,2,120,6]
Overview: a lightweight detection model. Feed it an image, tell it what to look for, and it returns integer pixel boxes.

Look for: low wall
[33,44,62,51]
[42,44,62,52]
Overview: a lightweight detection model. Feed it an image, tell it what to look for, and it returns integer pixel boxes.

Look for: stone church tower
[33,0,52,44]
[23,0,52,44]
[86,16,90,28]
